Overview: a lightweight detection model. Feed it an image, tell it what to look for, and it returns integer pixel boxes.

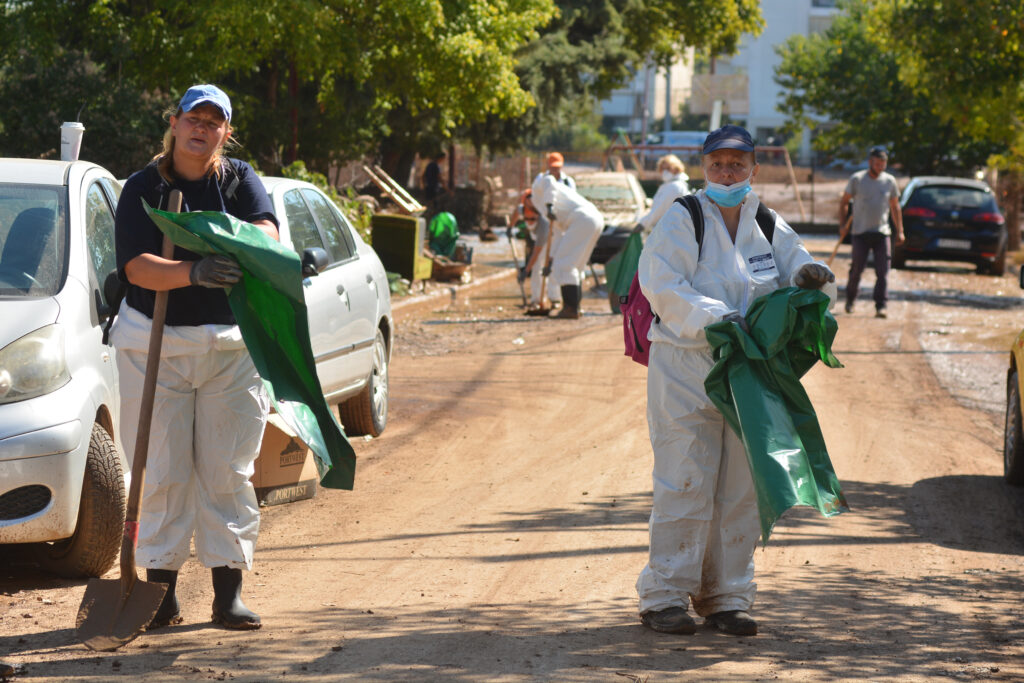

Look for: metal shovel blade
[76,574,167,651]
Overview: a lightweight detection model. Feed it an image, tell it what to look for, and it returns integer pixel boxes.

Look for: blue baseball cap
[703,124,755,154]
[869,145,888,158]
[178,84,232,122]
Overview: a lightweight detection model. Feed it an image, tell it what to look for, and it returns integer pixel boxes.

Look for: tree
[774,0,999,176]
[459,0,763,161]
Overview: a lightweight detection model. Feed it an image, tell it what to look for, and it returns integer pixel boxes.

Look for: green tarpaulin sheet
[704,286,847,543]
[145,203,356,490]
[604,232,643,314]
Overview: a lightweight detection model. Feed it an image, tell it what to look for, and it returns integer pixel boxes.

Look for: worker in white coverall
[530,172,604,319]
[636,125,837,636]
[111,84,279,632]
[508,189,559,315]
[635,154,690,233]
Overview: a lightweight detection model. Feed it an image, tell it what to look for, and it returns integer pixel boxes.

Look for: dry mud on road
[2,236,1024,681]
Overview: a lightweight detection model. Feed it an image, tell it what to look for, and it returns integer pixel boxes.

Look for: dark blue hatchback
[893,176,1007,275]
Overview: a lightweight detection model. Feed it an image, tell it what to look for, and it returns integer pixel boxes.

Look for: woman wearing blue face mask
[633,125,837,637]
[635,154,690,233]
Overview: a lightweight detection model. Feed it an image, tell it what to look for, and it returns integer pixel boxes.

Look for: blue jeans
[846,233,890,310]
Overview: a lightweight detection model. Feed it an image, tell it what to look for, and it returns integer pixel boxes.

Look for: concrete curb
[390,267,516,314]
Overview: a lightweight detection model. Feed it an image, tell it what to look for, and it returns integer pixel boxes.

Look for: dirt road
[2,236,1024,681]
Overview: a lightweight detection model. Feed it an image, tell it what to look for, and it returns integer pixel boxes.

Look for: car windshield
[0,184,67,297]
[907,185,997,213]
[576,180,638,210]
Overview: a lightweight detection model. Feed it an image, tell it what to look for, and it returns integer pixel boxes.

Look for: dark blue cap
[869,145,888,158]
[178,84,232,122]
[703,125,755,154]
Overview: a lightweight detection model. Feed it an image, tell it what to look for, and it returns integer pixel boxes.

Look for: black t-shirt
[423,161,442,199]
[115,158,278,326]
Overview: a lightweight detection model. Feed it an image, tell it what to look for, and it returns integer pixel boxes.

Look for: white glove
[794,263,835,290]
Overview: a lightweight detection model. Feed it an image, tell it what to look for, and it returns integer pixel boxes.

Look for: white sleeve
[771,214,839,306]
[638,182,682,228]
[638,203,733,340]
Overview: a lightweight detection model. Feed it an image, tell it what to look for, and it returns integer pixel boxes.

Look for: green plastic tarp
[428,212,459,257]
[704,286,848,543]
[604,232,643,314]
[144,202,356,490]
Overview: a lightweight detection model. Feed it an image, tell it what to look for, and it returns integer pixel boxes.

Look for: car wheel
[1004,369,1024,486]
[35,424,126,577]
[990,246,1007,276]
[338,328,389,437]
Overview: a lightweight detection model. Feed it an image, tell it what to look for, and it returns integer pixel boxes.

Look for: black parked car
[893,176,1007,275]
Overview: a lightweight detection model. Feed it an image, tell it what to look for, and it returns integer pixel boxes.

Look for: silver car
[0,159,126,577]
[260,177,393,437]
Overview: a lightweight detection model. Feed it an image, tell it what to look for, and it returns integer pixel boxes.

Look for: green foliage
[281,161,374,243]
[533,107,609,153]
[774,0,1001,175]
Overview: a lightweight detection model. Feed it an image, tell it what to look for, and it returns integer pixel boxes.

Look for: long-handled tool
[539,219,555,311]
[507,222,528,306]
[826,215,853,267]
[77,190,183,651]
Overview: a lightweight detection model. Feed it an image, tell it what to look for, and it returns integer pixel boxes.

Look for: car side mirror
[302,247,329,277]
[100,270,125,318]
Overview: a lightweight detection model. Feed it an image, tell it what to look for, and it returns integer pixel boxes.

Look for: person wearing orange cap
[507,189,558,314]
[543,151,576,190]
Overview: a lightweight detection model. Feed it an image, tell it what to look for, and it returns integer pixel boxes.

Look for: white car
[0,159,127,577]
[260,177,393,437]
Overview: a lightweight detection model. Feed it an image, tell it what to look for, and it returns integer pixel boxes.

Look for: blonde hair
[657,154,685,175]
[153,106,238,182]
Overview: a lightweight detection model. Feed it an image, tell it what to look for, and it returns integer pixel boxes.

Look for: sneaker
[640,606,696,634]
[705,610,758,636]
[875,308,887,319]
[844,301,854,314]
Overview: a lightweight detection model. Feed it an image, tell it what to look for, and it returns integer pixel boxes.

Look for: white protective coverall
[530,174,603,288]
[111,301,270,571]
[526,214,562,304]
[637,173,690,230]
[636,190,836,616]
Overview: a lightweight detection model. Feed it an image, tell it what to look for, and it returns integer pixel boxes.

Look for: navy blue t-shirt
[115,158,278,326]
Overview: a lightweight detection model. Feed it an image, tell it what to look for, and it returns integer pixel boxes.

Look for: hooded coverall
[530,174,603,289]
[637,173,690,231]
[636,190,836,616]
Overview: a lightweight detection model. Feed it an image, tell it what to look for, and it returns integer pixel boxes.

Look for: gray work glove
[542,261,552,278]
[794,263,835,290]
[189,255,242,288]
[546,204,556,221]
[722,311,750,334]
[632,222,645,234]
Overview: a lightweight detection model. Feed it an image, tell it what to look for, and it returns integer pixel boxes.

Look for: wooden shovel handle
[120,190,182,581]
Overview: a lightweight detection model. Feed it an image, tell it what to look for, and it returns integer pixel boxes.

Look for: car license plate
[937,238,971,250]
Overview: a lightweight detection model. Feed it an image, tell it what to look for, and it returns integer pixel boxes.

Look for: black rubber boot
[211,566,261,630]
[146,568,182,629]
[553,285,581,319]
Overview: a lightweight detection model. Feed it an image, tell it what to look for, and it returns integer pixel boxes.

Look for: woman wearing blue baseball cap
[111,84,280,632]
[634,125,837,636]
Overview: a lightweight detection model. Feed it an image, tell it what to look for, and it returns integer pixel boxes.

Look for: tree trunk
[998,170,1023,253]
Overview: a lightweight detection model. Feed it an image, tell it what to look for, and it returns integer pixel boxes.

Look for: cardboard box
[251,414,318,506]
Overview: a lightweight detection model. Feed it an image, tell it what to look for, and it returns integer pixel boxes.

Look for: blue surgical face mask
[704,174,752,207]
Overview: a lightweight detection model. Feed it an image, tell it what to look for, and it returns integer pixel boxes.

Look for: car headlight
[0,325,70,404]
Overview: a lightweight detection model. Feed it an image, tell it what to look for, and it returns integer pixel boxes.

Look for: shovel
[826,215,853,267]
[76,190,183,651]
[506,223,528,306]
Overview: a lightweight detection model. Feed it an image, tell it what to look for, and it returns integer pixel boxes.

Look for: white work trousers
[550,208,602,288]
[112,304,269,571]
[636,341,760,617]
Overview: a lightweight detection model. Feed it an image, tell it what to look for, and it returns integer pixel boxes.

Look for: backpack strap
[674,194,705,257]
[755,202,776,244]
